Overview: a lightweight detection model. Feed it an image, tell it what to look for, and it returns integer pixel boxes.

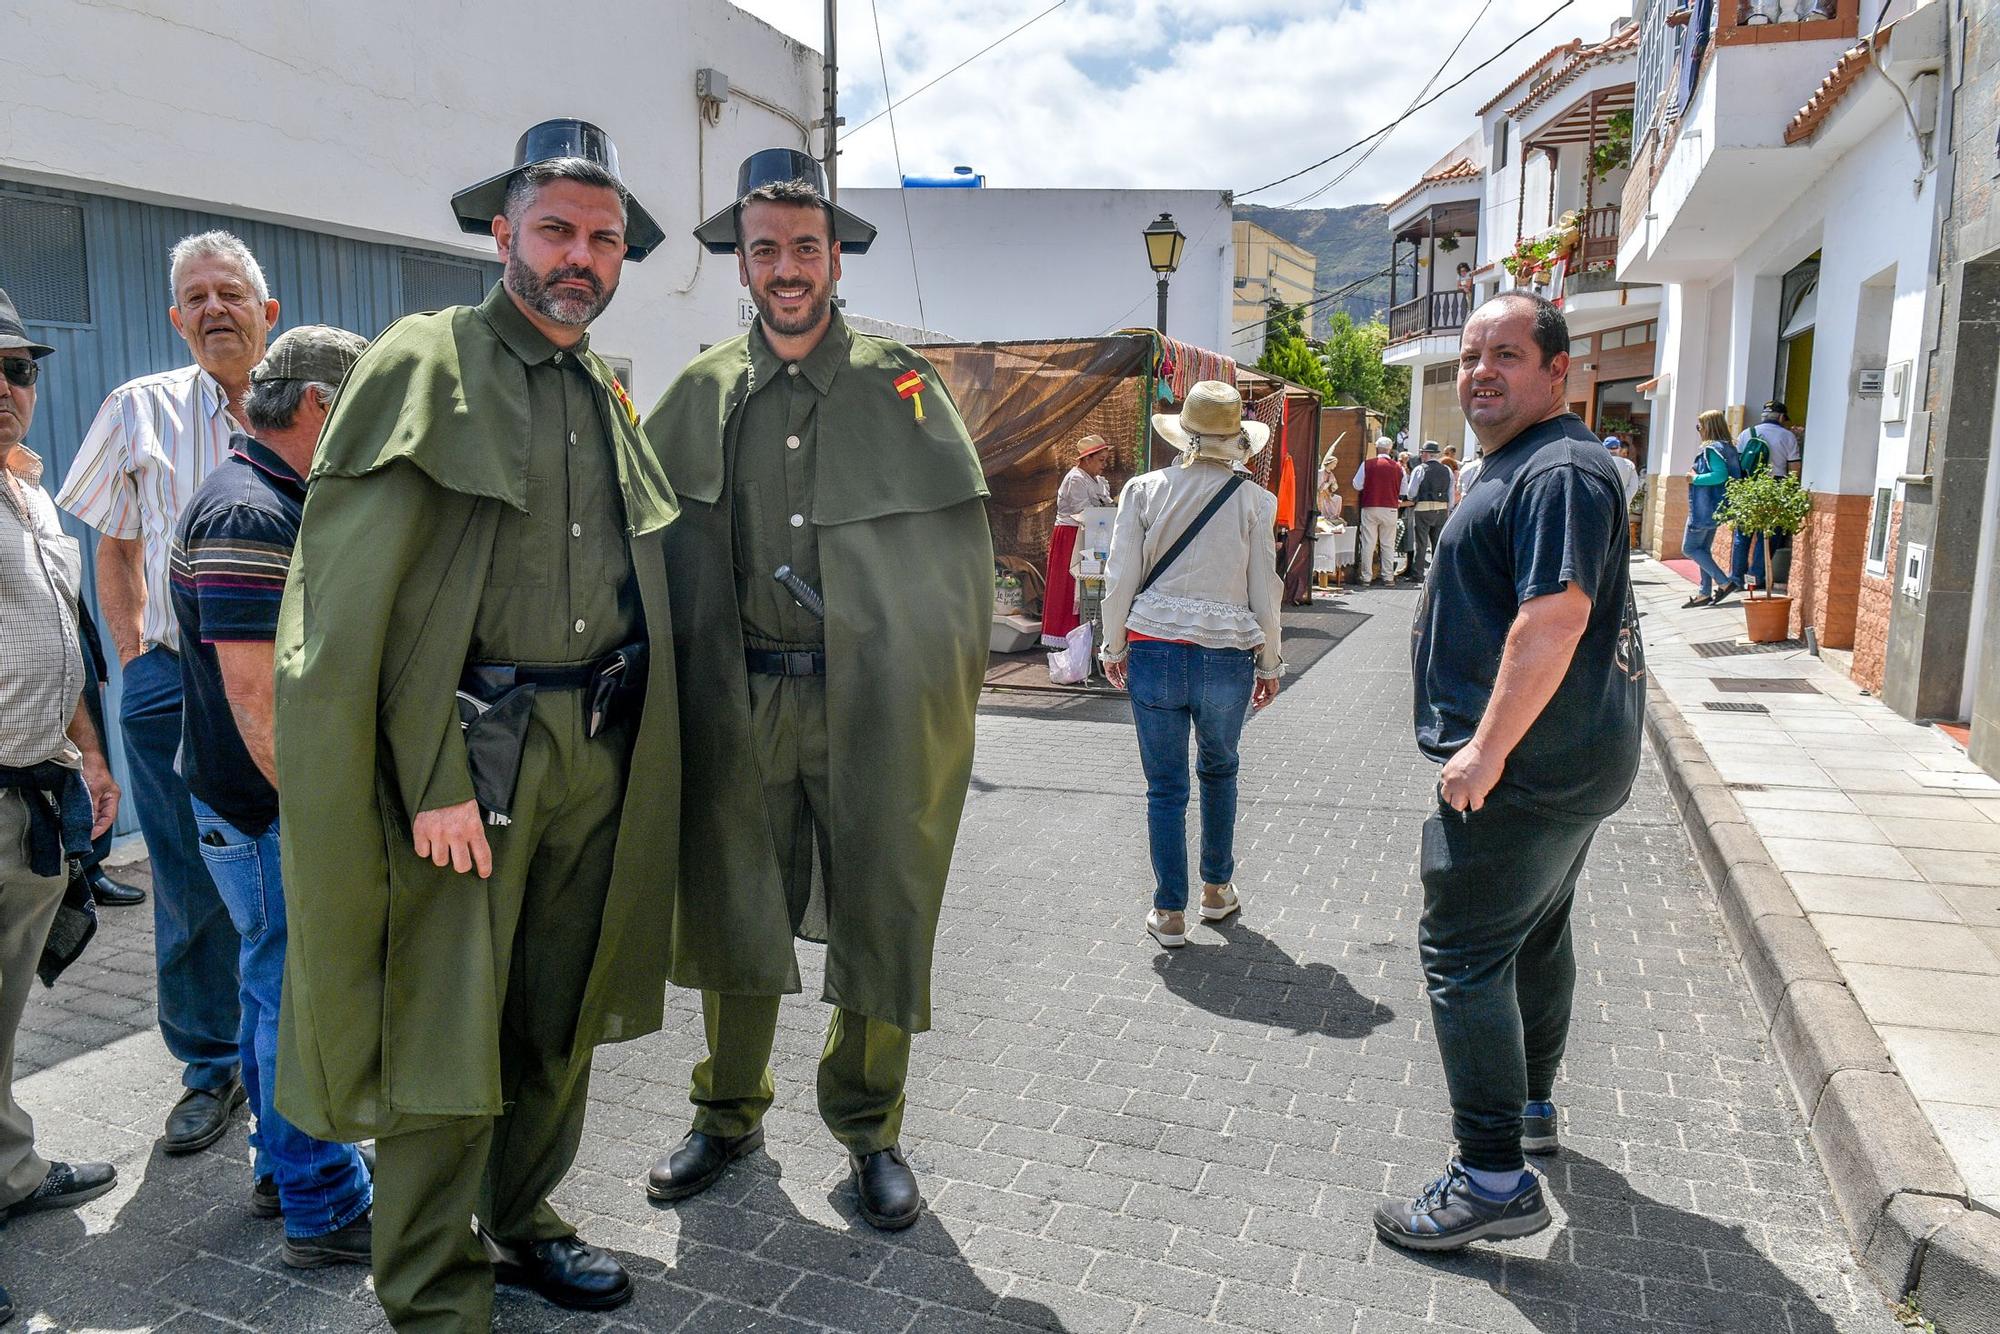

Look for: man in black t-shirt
[1377,293,1645,1253]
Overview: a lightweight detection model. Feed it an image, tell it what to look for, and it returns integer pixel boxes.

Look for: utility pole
[821,0,840,199]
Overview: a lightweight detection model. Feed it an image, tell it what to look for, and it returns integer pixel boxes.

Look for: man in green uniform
[273,121,680,1330]
[641,150,991,1229]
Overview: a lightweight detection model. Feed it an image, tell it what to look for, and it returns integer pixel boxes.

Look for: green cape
[643,314,990,1033]
[273,299,681,1140]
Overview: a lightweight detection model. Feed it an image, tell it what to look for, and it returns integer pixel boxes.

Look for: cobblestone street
[4,586,1901,1333]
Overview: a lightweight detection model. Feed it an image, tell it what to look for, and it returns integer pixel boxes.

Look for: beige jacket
[1098,461,1283,678]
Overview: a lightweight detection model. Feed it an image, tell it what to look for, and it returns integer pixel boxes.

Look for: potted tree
[1716,473,1812,642]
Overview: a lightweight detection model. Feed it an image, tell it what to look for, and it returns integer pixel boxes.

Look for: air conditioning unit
[1855,367,1886,398]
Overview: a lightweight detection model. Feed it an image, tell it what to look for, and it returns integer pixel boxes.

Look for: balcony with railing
[1389,290,1471,343]
[1386,198,1479,348]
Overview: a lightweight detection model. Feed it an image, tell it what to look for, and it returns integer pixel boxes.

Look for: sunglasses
[1,358,38,390]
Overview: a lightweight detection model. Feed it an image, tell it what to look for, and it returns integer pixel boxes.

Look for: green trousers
[370,705,626,1333]
[692,991,911,1154]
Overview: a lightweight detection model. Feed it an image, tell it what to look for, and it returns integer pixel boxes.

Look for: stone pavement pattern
[1634,560,2000,1215]
[4,590,1900,1332]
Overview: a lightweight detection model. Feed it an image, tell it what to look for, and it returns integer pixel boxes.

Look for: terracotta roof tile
[1783,33,1885,145]
[1384,157,1483,214]
[1475,40,1585,115]
[1504,22,1641,119]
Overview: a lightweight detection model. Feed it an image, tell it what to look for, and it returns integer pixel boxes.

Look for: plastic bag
[1047,622,1094,684]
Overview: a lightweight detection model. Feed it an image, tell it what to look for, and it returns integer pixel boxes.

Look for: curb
[1642,685,2000,1334]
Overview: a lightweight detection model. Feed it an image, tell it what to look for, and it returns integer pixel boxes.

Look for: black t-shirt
[1411,413,1645,820]
[169,437,305,836]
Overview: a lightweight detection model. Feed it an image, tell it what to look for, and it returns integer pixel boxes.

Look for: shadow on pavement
[1152,917,1396,1040]
[1393,1149,1857,1334]
[641,1149,1070,1332]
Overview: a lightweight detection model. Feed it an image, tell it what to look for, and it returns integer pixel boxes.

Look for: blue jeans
[1681,524,1730,596]
[1731,529,1767,586]
[1127,642,1254,912]
[118,647,240,1091]
[190,799,371,1239]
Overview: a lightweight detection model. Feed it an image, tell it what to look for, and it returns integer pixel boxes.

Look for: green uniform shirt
[477,285,640,666]
[733,322,842,650]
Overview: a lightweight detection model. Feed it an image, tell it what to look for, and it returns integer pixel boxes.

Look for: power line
[1272,0,1496,209]
[1235,0,1578,201]
[869,0,929,332]
[1231,266,1396,344]
[847,0,1069,139]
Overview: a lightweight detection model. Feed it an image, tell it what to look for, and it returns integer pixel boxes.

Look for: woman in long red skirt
[1041,434,1114,647]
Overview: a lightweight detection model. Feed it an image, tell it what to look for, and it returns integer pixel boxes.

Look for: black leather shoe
[480,1229,631,1311]
[1,1160,117,1221]
[85,866,145,907]
[645,1127,763,1203]
[849,1146,922,1230]
[163,1079,246,1154]
[282,1213,372,1269]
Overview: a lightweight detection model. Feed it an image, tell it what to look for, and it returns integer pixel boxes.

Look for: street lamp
[1143,212,1186,335]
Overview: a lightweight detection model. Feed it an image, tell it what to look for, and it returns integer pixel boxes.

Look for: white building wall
[1,0,820,398]
[838,188,1236,354]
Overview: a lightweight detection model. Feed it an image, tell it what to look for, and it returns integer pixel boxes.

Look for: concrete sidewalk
[1632,557,2000,1332]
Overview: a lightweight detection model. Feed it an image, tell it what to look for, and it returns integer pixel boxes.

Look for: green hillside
[1235,202,1393,328]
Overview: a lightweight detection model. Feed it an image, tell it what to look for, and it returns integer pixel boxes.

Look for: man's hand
[1252,676,1280,711]
[1103,657,1128,690]
[1438,740,1504,813]
[412,800,493,878]
[81,753,120,840]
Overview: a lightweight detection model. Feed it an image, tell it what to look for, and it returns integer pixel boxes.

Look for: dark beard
[506,255,614,327]
[752,280,832,337]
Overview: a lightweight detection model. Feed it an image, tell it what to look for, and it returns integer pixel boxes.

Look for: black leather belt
[745,648,826,677]
[480,661,598,691]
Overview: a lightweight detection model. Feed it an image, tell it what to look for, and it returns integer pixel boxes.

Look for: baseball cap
[251,325,368,385]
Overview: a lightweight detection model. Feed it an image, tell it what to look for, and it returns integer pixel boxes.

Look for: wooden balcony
[1388,289,1470,344]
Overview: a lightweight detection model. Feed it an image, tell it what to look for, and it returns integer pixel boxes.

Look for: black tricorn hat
[450,118,665,262]
[693,148,877,256]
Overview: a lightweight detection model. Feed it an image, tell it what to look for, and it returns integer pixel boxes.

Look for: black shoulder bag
[1136,474,1248,598]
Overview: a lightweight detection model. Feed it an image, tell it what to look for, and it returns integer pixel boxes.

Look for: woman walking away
[1681,410,1742,608]
[1099,381,1283,948]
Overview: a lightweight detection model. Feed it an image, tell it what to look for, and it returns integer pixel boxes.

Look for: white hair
[169,230,270,306]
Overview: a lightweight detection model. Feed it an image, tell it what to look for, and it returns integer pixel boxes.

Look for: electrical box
[696,68,730,103]
[1855,368,1886,398]
[1902,542,1928,599]
[1880,360,1911,423]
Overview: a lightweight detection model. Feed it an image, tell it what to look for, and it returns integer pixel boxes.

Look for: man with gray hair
[56,228,278,1156]
[171,325,374,1269]
[274,120,677,1327]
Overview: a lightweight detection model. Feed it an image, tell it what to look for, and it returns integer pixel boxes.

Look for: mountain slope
[1235,202,1393,328]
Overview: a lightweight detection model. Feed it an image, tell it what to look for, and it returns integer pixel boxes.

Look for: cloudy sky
[733,0,1637,207]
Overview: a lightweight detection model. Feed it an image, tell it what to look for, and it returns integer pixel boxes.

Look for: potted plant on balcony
[1716,472,1812,643]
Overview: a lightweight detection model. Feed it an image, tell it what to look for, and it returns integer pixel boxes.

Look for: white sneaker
[1198,883,1240,922]
[1146,908,1187,948]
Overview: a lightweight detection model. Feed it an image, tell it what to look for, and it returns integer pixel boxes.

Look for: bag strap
[1137,475,1248,599]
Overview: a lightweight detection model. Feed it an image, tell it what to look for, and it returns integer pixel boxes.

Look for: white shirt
[56,364,240,653]
[1098,462,1283,677]
[1737,422,1800,475]
[1608,453,1642,506]
[1053,465,1112,526]
[0,449,85,768]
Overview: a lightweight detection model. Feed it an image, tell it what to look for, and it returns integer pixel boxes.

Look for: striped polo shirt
[57,363,240,654]
[167,435,302,835]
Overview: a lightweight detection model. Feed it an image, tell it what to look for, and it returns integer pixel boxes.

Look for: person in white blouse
[1099,382,1282,949]
[1039,433,1114,648]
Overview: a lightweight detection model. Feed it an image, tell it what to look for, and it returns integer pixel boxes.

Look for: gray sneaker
[1374,1158,1550,1252]
[1523,1100,1559,1155]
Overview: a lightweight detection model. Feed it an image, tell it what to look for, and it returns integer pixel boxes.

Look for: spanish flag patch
[893,369,926,423]
[608,376,639,426]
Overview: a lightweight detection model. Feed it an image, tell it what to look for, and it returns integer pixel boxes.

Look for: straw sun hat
[1152,381,1271,467]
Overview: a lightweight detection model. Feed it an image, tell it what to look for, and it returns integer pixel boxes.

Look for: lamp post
[1143,212,1187,335]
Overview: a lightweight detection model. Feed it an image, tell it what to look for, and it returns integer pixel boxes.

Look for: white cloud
[730,0,1637,204]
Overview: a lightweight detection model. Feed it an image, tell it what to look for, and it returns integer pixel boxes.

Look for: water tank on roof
[903,166,985,188]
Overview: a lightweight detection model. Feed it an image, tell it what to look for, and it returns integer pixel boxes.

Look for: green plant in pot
[1716,473,1812,642]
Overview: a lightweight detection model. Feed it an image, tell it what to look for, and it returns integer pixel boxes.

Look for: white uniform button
[789,513,804,528]
[786,363,801,377]
[574,618,587,633]
[571,523,582,538]
[568,431,577,446]
[786,434,801,450]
